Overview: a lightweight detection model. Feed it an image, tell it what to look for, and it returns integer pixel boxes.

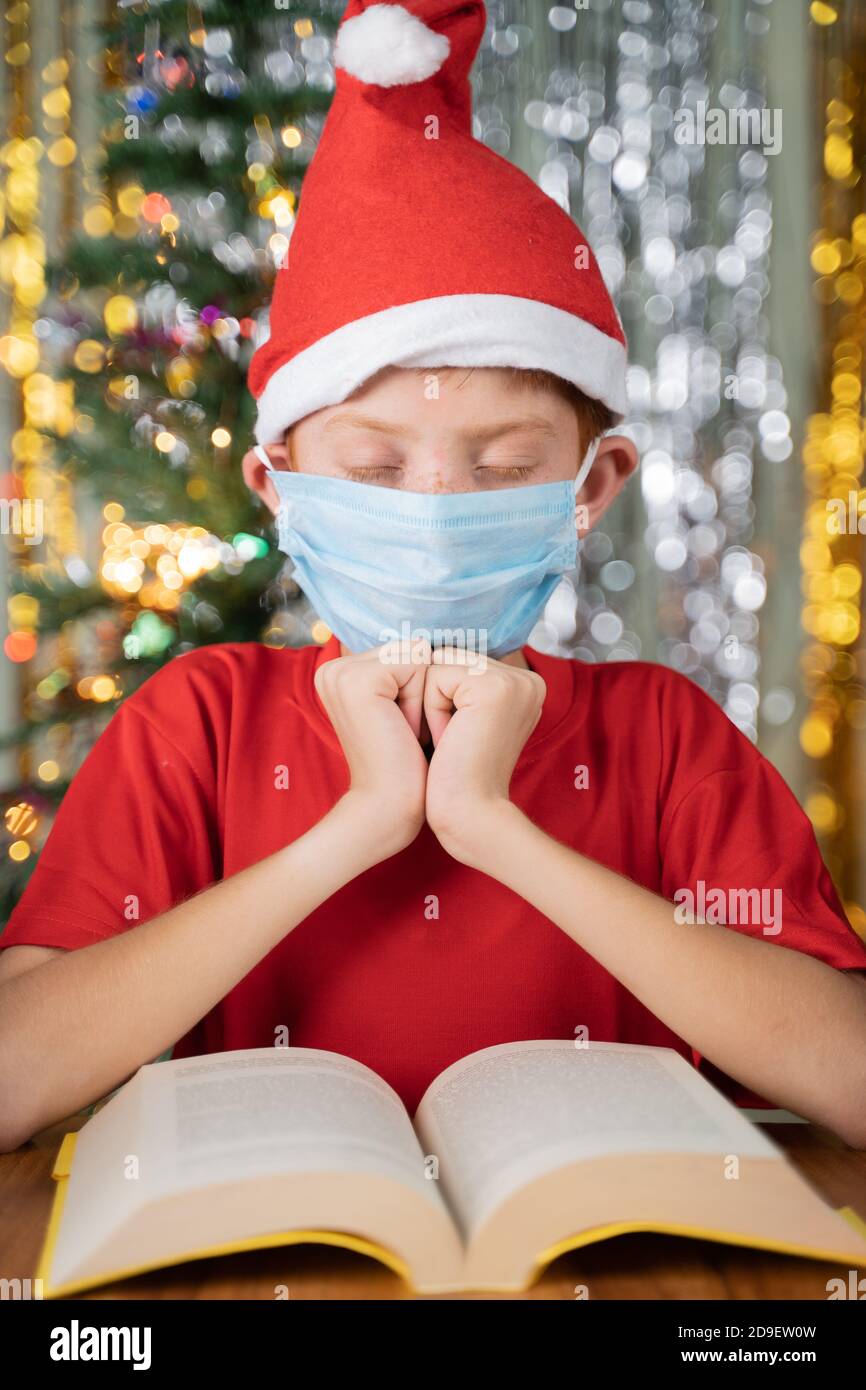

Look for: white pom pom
[334,4,450,88]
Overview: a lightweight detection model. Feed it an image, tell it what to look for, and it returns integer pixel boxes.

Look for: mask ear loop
[573,433,602,497]
[254,444,293,595]
[253,443,276,473]
[571,434,604,597]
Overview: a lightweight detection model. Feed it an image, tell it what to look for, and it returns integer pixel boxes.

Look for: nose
[401,451,475,493]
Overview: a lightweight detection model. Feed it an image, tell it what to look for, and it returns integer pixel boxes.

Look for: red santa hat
[247,0,628,445]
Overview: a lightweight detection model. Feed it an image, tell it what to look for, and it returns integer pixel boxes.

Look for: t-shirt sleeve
[656,672,866,1108]
[0,664,221,953]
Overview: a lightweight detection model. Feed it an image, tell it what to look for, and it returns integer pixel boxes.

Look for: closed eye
[476,464,536,480]
[343,465,402,482]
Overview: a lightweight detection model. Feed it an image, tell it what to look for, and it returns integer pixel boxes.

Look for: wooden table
[2,1114,864,1300]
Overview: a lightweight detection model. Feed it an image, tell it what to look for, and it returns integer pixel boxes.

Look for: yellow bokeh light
[839,271,861,304]
[91,676,118,702]
[832,563,862,598]
[805,791,839,833]
[0,334,39,376]
[103,522,133,544]
[800,715,833,758]
[9,840,31,863]
[117,183,144,217]
[104,294,138,336]
[810,1,837,22]
[828,605,860,645]
[73,338,105,372]
[8,593,38,627]
[810,241,841,275]
[42,58,69,83]
[83,203,113,237]
[5,802,38,836]
[831,372,861,404]
[800,537,832,571]
[41,87,71,118]
[827,101,852,124]
[825,133,853,180]
[211,427,231,448]
[166,355,196,396]
[47,136,77,167]
[6,43,32,66]
[154,431,176,453]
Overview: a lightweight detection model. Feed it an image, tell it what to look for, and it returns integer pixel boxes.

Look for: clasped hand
[314,640,545,865]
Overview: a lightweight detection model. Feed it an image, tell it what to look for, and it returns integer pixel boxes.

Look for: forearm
[470,804,866,1145]
[0,792,382,1147]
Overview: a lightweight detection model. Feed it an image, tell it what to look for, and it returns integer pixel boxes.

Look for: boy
[1,0,866,1153]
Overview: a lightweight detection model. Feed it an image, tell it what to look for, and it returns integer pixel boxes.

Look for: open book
[37,1040,866,1297]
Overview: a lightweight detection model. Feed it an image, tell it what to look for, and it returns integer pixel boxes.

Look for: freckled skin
[243,364,637,519]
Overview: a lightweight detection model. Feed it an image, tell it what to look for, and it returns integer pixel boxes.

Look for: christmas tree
[2,0,340,920]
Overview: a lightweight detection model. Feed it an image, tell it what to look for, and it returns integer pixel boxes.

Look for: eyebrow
[321,412,559,442]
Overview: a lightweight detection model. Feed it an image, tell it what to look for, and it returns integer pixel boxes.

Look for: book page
[414,1040,779,1235]
[146,1047,445,1202]
[52,1046,450,1285]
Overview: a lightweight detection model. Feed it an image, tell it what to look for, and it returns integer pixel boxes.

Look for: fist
[422,649,545,864]
[314,640,432,859]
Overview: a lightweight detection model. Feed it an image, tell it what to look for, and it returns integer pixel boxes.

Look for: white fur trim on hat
[253,293,628,443]
[334,4,450,88]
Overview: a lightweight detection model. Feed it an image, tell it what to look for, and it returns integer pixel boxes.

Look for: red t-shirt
[3,637,865,1114]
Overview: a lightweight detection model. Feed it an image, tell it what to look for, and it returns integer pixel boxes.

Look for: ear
[241,440,291,515]
[576,433,638,537]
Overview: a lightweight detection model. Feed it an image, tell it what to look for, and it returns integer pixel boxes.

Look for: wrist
[328,789,422,869]
[433,797,534,872]
[267,792,419,927]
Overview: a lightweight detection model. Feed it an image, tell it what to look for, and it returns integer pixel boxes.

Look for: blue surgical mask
[254,439,600,658]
